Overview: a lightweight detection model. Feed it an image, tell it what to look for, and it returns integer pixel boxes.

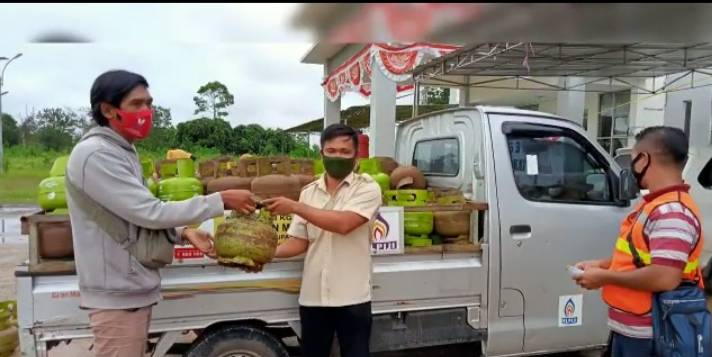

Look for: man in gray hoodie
[66,70,256,357]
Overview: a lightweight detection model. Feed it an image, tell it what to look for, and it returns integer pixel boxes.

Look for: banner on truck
[371,206,404,255]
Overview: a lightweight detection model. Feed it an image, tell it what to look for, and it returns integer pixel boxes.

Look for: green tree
[242,124,267,154]
[34,107,81,149]
[2,114,21,147]
[230,124,250,154]
[261,128,297,155]
[36,108,80,133]
[36,126,74,150]
[175,117,233,152]
[421,86,450,105]
[18,111,39,145]
[75,107,95,137]
[193,81,235,120]
[289,135,320,159]
[153,105,173,128]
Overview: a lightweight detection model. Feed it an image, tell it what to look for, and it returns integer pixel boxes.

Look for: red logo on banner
[379,50,418,75]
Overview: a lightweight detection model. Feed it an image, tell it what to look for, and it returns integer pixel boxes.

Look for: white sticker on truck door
[526,154,539,175]
[558,294,583,327]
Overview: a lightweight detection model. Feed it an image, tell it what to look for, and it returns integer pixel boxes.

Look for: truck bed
[16,248,487,343]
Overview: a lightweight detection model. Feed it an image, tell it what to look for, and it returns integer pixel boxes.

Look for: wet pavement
[0,204,39,244]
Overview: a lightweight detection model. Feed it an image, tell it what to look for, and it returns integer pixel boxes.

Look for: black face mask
[631,152,651,189]
[322,155,356,180]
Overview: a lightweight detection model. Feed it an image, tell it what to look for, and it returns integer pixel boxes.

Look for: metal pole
[413,81,420,117]
[0,53,23,174]
[0,67,4,175]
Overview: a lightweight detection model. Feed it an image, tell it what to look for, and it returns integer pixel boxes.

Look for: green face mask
[322,156,355,180]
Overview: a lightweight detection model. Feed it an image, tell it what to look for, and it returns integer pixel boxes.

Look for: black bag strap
[626,208,647,269]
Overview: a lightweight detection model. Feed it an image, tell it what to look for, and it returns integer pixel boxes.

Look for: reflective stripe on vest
[614,237,700,274]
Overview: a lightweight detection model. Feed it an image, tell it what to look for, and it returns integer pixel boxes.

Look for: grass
[0,144,310,204]
[0,168,47,204]
[1,146,61,205]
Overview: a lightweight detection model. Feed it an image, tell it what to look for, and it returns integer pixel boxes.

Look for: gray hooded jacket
[66,126,224,309]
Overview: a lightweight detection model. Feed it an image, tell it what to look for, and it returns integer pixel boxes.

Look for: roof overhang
[301,43,348,64]
[412,42,712,94]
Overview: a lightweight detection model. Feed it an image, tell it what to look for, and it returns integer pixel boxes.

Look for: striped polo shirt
[608,184,702,339]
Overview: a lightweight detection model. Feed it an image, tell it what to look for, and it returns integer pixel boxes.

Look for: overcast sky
[0,3,400,130]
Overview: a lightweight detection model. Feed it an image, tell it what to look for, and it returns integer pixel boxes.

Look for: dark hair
[321,123,359,149]
[90,70,149,126]
[634,126,688,166]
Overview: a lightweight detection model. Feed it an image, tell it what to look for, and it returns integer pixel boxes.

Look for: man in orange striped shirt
[574,126,703,357]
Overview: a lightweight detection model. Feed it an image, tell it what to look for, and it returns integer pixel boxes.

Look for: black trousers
[603,332,654,357]
[299,301,372,357]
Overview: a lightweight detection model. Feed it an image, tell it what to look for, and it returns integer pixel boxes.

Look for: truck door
[686,147,712,263]
[488,114,631,354]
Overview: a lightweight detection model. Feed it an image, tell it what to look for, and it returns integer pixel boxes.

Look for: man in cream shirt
[264,124,382,357]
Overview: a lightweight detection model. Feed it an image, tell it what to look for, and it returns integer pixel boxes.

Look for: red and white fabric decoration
[322,43,460,102]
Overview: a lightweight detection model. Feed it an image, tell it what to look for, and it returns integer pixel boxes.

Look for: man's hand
[263,197,301,216]
[274,237,309,259]
[220,190,257,215]
[575,259,606,271]
[182,228,216,258]
[575,267,609,290]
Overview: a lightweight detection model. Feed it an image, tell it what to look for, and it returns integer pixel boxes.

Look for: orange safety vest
[601,190,704,315]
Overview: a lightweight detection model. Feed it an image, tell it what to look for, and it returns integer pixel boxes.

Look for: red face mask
[112,108,153,140]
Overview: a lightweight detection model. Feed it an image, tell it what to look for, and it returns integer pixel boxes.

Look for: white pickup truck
[16,106,641,357]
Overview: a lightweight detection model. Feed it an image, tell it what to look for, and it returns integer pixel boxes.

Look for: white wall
[629,78,666,135]
[584,92,600,138]
[448,76,679,145]
[539,99,557,115]
[555,77,586,126]
[664,76,712,149]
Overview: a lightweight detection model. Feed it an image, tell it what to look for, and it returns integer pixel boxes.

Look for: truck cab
[396,106,636,355]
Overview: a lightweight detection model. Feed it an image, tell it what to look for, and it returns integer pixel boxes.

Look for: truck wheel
[186,325,289,357]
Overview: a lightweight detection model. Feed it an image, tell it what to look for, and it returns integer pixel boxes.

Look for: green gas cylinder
[38,156,69,211]
[158,158,203,201]
[49,156,69,177]
[38,176,67,211]
[140,158,158,197]
[358,158,390,194]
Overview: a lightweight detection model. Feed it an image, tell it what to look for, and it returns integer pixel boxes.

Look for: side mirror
[618,169,639,201]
